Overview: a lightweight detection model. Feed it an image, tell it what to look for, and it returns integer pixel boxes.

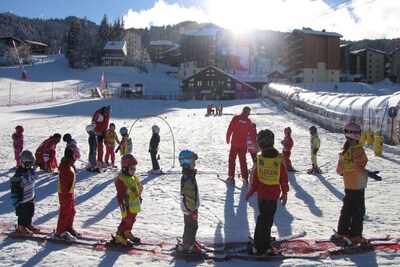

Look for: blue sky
[1,0,399,40]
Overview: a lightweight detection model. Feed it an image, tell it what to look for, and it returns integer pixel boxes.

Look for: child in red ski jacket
[281,127,294,171]
[56,144,81,240]
[114,154,143,245]
[12,125,24,168]
[246,129,289,256]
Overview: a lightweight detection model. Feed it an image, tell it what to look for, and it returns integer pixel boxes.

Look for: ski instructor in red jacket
[226,106,257,184]
[91,105,111,166]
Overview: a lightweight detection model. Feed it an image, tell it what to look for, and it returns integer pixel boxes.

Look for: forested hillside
[1,12,399,68]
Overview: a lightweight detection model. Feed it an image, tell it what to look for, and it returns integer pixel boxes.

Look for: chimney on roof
[322,29,326,32]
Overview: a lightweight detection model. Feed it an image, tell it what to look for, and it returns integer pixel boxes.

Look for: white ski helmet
[86,123,96,133]
[152,125,160,133]
[344,122,362,141]
[19,150,35,168]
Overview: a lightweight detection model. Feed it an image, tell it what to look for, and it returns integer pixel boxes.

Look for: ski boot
[124,230,141,243]
[26,224,40,233]
[177,242,202,254]
[114,232,129,245]
[350,236,369,245]
[56,231,78,241]
[87,166,101,173]
[16,225,33,235]
[307,165,321,174]
[68,228,82,238]
[226,176,235,185]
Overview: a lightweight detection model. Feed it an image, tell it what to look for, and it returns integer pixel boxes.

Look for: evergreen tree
[65,19,80,68]
[111,17,124,41]
[97,14,111,64]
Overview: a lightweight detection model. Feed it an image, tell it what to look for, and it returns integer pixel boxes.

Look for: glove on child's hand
[119,203,126,212]
[191,210,198,221]
[313,148,318,155]
[368,171,382,181]
[280,193,287,206]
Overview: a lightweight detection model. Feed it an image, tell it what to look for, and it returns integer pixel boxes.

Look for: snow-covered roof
[24,40,47,46]
[351,48,387,55]
[150,40,178,47]
[180,29,220,37]
[103,41,126,50]
[293,28,342,38]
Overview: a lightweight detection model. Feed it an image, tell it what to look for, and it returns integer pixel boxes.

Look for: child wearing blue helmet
[178,149,202,253]
[118,127,132,156]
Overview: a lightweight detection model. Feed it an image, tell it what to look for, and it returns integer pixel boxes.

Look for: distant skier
[308,126,321,174]
[12,125,24,168]
[35,133,62,172]
[216,104,223,115]
[105,123,120,168]
[177,149,202,253]
[118,127,132,156]
[281,127,294,172]
[148,125,161,174]
[10,150,39,234]
[332,122,382,245]
[91,105,111,166]
[114,154,143,245]
[226,106,257,184]
[206,104,214,115]
[245,129,289,256]
[56,144,81,240]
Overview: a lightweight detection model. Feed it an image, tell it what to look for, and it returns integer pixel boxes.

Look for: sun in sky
[204,0,262,33]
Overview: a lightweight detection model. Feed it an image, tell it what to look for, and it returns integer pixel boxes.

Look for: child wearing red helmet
[114,154,143,245]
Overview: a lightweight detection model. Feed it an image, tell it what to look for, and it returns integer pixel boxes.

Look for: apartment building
[282,28,342,83]
[350,48,386,82]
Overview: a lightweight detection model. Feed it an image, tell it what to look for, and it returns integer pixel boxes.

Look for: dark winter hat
[257,129,274,149]
[53,133,62,140]
[15,125,24,133]
[63,133,72,143]
[309,126,317,133]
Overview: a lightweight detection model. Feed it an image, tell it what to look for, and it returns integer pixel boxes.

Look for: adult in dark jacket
[148,125,161,173]
[226,106,257,184]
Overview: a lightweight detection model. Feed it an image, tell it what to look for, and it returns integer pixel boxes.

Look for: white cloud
[123,0,207,29]
[123,0,400,40]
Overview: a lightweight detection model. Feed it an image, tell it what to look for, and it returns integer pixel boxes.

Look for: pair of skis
[3,224,399,262]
